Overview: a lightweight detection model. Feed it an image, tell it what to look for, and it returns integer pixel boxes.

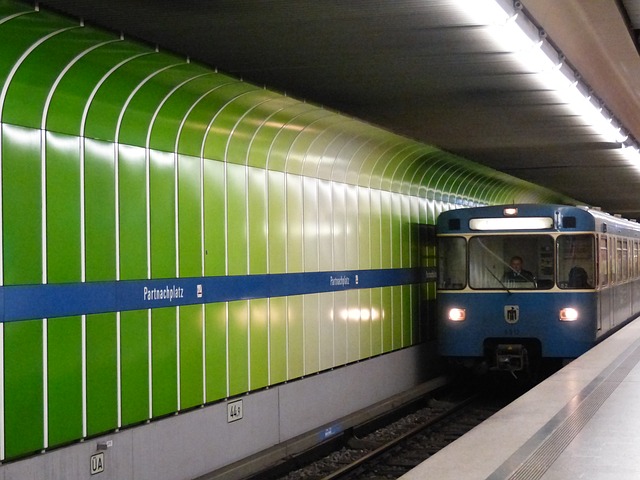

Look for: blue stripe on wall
[3,268,423,322]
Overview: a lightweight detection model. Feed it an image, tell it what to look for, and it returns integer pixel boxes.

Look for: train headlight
[448,308,466,322]
[559,307,579,322]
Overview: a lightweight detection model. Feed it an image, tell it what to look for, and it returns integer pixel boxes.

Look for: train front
[436,205,597,374]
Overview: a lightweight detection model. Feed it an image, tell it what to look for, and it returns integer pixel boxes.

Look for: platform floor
[401,318,640,480]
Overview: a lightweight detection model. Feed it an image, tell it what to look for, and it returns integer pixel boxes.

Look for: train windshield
[468,235,554,289]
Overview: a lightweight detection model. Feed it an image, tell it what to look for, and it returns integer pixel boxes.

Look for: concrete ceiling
[34,0,640,219]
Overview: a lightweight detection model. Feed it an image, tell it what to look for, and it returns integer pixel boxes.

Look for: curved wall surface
[0,0,572,462]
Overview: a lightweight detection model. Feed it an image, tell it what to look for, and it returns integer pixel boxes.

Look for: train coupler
[495,344,528,373]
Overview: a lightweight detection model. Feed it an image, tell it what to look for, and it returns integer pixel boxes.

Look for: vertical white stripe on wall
[245,167,251,387]
[225,303,230,398]
[40,128,49,449]
[200,154,207,403]
[145,147,153,417]
[174,152,181,411]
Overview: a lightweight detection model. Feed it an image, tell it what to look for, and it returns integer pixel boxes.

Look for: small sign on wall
[90,452,104,475]
[227,399,243,423]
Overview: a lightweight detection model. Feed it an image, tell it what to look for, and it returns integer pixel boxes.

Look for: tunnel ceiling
[32,0,640,219]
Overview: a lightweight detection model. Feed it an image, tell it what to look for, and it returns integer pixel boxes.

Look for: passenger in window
[503,256,535,282]
[568,266,591,288]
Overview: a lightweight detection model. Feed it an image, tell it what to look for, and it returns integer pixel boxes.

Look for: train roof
[437,204,640,237]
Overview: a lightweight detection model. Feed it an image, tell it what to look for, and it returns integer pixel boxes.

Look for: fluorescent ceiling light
[453,0,639,160]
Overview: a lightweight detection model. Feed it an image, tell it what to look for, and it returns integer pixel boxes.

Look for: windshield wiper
[486,266,511,294]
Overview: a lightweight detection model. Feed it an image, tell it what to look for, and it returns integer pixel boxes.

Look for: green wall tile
[151,307,177,417]
[269,297,287,385]
[3,125,41,285]
[286,174,304,272]
[179,304,203,410]
[85,139,116,282]
[205,302,227,401]
[346,290,360,363]
[227,163,248,276]
[303,177,318,271]
[369,191,382,270]
[317,180,332,272]
[249,298,268,390]
[178,154,202,278]
[228,300,248,396]
[4,320,44,459]
[392,286,403,350]
[318,292,334,371]
[46,132,80,283]
[86,313,117,435]
[287,295,304,380]
[120,309,149,426]
[358,187,371,269]
[381,191,392,269]
[248,167,267,274]
[47,316,82,448]
[381,287,393,353]
[118,144,147,281]
[371,288,385,355]
[267,171,286,274]
[360,290,374,359]
[150,150,176,279]
[303,294,319,374]
[334,291,347,366]
[203,159,226,276]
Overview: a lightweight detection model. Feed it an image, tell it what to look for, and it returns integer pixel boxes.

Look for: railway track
[264,383,521,480]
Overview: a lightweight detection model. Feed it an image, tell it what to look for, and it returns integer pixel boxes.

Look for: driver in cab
[503,256,535,283]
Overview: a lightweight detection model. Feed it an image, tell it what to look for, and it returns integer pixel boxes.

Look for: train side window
[599,236,608,286]
[437,236,466,289]
[557,234,595,289]
[635,241,639,278]
[609,237,616,284]
[616,239,627,282]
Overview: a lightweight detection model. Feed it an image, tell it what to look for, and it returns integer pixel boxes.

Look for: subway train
[437,204,640,374]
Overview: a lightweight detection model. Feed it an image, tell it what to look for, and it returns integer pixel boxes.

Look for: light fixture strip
[456,0,640,158]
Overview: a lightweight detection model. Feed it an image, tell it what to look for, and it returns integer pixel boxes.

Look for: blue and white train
[436,204,640,373]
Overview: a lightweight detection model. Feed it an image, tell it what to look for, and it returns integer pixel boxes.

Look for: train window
[468,235,553,290]
[437,237,466,289]
[557,235,595,289]
[610,238,617,284]
[622,239,629,281]
[634,241,639,278]
[599,236,608,286]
